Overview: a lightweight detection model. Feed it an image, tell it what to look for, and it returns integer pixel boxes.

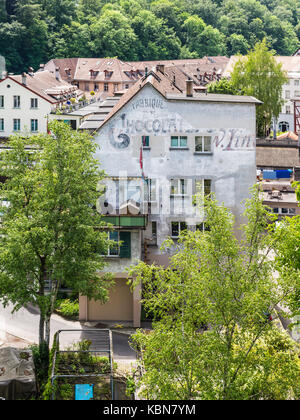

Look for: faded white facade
[79,79,259,325]
[95,84,258,250]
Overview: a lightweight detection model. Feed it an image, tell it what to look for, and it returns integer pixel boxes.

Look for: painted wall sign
[105,95,255,151]
[131,98,164,110]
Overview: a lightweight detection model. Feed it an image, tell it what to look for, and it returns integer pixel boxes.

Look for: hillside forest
[0,0,300,73]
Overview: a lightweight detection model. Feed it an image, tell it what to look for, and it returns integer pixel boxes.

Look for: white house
[0,70,80,139]
[79,67,261,326]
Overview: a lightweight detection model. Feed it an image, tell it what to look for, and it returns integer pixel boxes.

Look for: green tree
[0,121,112,351]
[207,78,245,95]
[129,189,299,400]
[231,39,287,137]
[131,10,182,60]
[182,15,226,57]
[89,9,138,60]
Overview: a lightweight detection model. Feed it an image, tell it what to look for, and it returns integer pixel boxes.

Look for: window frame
[142,135,150,148]
[105,231,120,257]
[171,221,187,238]
[13,95,20,109]
[30,119,38,132]
[170,178,187,197]
[0,118,4,131]
[13,118,20,132]
[30,98,38,109]
[170,135,188,149]
[0,95,4,108]
[195,135,212,154]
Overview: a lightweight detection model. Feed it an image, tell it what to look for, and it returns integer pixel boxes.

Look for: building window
[94,83,99,91]
[285,90,290,99]
[152,221,157,238]
[125,84,129,89]
[278,121,289,132]
[272,207,295,215]
[106,231,119,256]
[84,83,89,91]
[195,136,212,153]
[196,222,210,232]
[13,119,20,131]
[295,80,299,86]
[170,179,186,196]
[0,118,4,131]
[295,90,300,97]
[31,119,38,132]
[171,221,187,238]
[142,135,149,148]
[170,136,187,148]
[13,96,20,108]
[30,98,38,108]
[0,95,3,108]
[104,83,109,92]
[113,83,118,92]
[195,179,211,200]
[286,105,291,114]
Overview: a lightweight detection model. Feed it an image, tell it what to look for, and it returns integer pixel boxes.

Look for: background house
[0,70,82,139]
[41,56,229,101]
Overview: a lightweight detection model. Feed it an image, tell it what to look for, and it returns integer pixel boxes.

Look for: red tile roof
[6,71,77,104]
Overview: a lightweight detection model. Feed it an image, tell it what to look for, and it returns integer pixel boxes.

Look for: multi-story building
[41,56,229,101]
[0,70,81,139]
[79,67,260,326]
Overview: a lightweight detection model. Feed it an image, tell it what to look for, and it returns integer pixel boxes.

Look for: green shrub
[55,298,79,319]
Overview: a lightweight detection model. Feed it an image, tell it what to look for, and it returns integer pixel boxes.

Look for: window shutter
[119,232,131,258]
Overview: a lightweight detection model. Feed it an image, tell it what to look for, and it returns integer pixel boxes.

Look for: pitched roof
[128,56,229,71]
[4,71,77,104]
[95,67,261,133]
[74,58,142,82]
[41,56,230,85]
[41,58,79,83]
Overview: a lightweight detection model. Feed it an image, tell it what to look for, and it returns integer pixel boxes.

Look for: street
[0,302,136,362]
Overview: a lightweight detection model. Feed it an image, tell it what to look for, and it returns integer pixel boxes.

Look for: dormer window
[89,69,99,77]
[104,70,113,79]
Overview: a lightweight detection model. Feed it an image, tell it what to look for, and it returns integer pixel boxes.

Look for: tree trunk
[39,314,45,347]
[45,314,51,349]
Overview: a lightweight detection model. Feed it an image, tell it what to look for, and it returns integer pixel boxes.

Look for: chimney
[55,67,60,81]
[28,67,34,76]
[156,64,165,74]
[21,72,27,86]
[145,67,148,77]
[39,64,45,71]
[186,79,193,97]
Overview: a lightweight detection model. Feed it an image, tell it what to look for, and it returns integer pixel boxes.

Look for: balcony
[101,215,147,229]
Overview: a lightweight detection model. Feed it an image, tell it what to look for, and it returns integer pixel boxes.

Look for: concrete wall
[0,78,52,137]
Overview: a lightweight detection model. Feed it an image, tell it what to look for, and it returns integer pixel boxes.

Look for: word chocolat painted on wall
[107,113,255,151]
